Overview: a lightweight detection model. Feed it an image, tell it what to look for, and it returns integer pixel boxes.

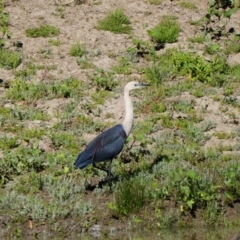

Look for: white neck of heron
[122,89,134,136]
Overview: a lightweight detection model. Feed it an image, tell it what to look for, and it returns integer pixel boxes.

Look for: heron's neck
[122,89,133,136]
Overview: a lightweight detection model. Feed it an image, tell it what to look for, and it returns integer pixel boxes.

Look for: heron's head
[125,81,150,92]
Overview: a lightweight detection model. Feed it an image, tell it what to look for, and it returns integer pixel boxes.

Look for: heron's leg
[93,161,114,191]
[93,163,108,173]
[108,159,113,191]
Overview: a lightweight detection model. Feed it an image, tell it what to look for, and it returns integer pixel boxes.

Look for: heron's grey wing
[93,135,125,163]
[74,124,126,169]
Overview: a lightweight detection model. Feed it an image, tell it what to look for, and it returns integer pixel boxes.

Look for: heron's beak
[138,83,150,87]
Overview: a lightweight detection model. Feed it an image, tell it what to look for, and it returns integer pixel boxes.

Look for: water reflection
[72,227,240,240]
[1,226,240,239]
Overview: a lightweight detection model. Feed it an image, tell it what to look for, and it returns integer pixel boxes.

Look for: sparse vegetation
[0,48,21,69]
[69,42,86,57]
[188,34,205,43]
[48,38,61,46]
[25,24,60,38]
[0,2,21,69]
[149,0,162,5]
[1,0,240,238]
[178,1,198,11]
[147,16,180,44]
[97,8,132,34]
[224,35,240,54]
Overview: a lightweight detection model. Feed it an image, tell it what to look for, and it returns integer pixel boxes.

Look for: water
[1,226,240,240]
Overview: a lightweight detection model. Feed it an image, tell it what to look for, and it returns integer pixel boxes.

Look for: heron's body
[75,124,127,169]
[74,81,149,180]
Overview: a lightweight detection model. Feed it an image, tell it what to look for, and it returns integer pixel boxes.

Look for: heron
[74,81,149,186]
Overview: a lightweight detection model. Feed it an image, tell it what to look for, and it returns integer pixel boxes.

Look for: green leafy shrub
[25,25,60,38]
[0,48,21,69]
[0,146,45,180]
[97,8,132,34]
[172,50,229,86]
[147,17,180,44]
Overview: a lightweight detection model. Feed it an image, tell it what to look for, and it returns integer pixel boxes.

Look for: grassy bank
[1,0,240,238]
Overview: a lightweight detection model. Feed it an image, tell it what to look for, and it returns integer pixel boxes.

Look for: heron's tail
[74,152,91,169]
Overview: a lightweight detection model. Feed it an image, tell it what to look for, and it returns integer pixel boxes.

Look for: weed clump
[69,42,86,57]
[5,78,83,102]
[25,25,60,38]
[224,35,240,55]
[149,0,162,5]
[0,48,21,69]
[148,17,180,44]
[172,50,229,86]
[110,177,146,216]
[178,1,198,10]
[97,8,132,34]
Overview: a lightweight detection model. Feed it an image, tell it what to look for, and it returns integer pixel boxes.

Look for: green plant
[50,131,84,151]
[77,58,95,69]
[0,2,10,49]
[172,50,229,86]
[224,35,240,54]
[109,177,146,216]
[91,90,112,105]
[5,77,84,102]
[202,0,238,40]
[127,38,154,59]
[14,62,37,79]
[25,25,60,38]
[145,65,164,85]
[48,38,61,46]
[188,34,205,43]
[0,48,21,69]
[0,1,20,67]
[204,43,220,54]
[55,7,65,18]
[69,42,86,57]
[0,136,19,150]
[89,69,117,91]
[178,1,198,10]
[149,0,162,5]
[112,57,132,75]
[147,17,180,44]
[97,8,132,34]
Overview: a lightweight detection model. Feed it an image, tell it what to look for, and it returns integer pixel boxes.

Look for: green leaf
[210,43,219,51]
[186,169,199,180]
[187,199,195,209]
[180,186,190,197]
[224,8,238,18]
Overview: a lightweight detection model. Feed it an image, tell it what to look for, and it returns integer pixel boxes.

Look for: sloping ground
[1,0,240,239]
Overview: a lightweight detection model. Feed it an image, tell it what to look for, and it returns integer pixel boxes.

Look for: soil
[1,0,240,239]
